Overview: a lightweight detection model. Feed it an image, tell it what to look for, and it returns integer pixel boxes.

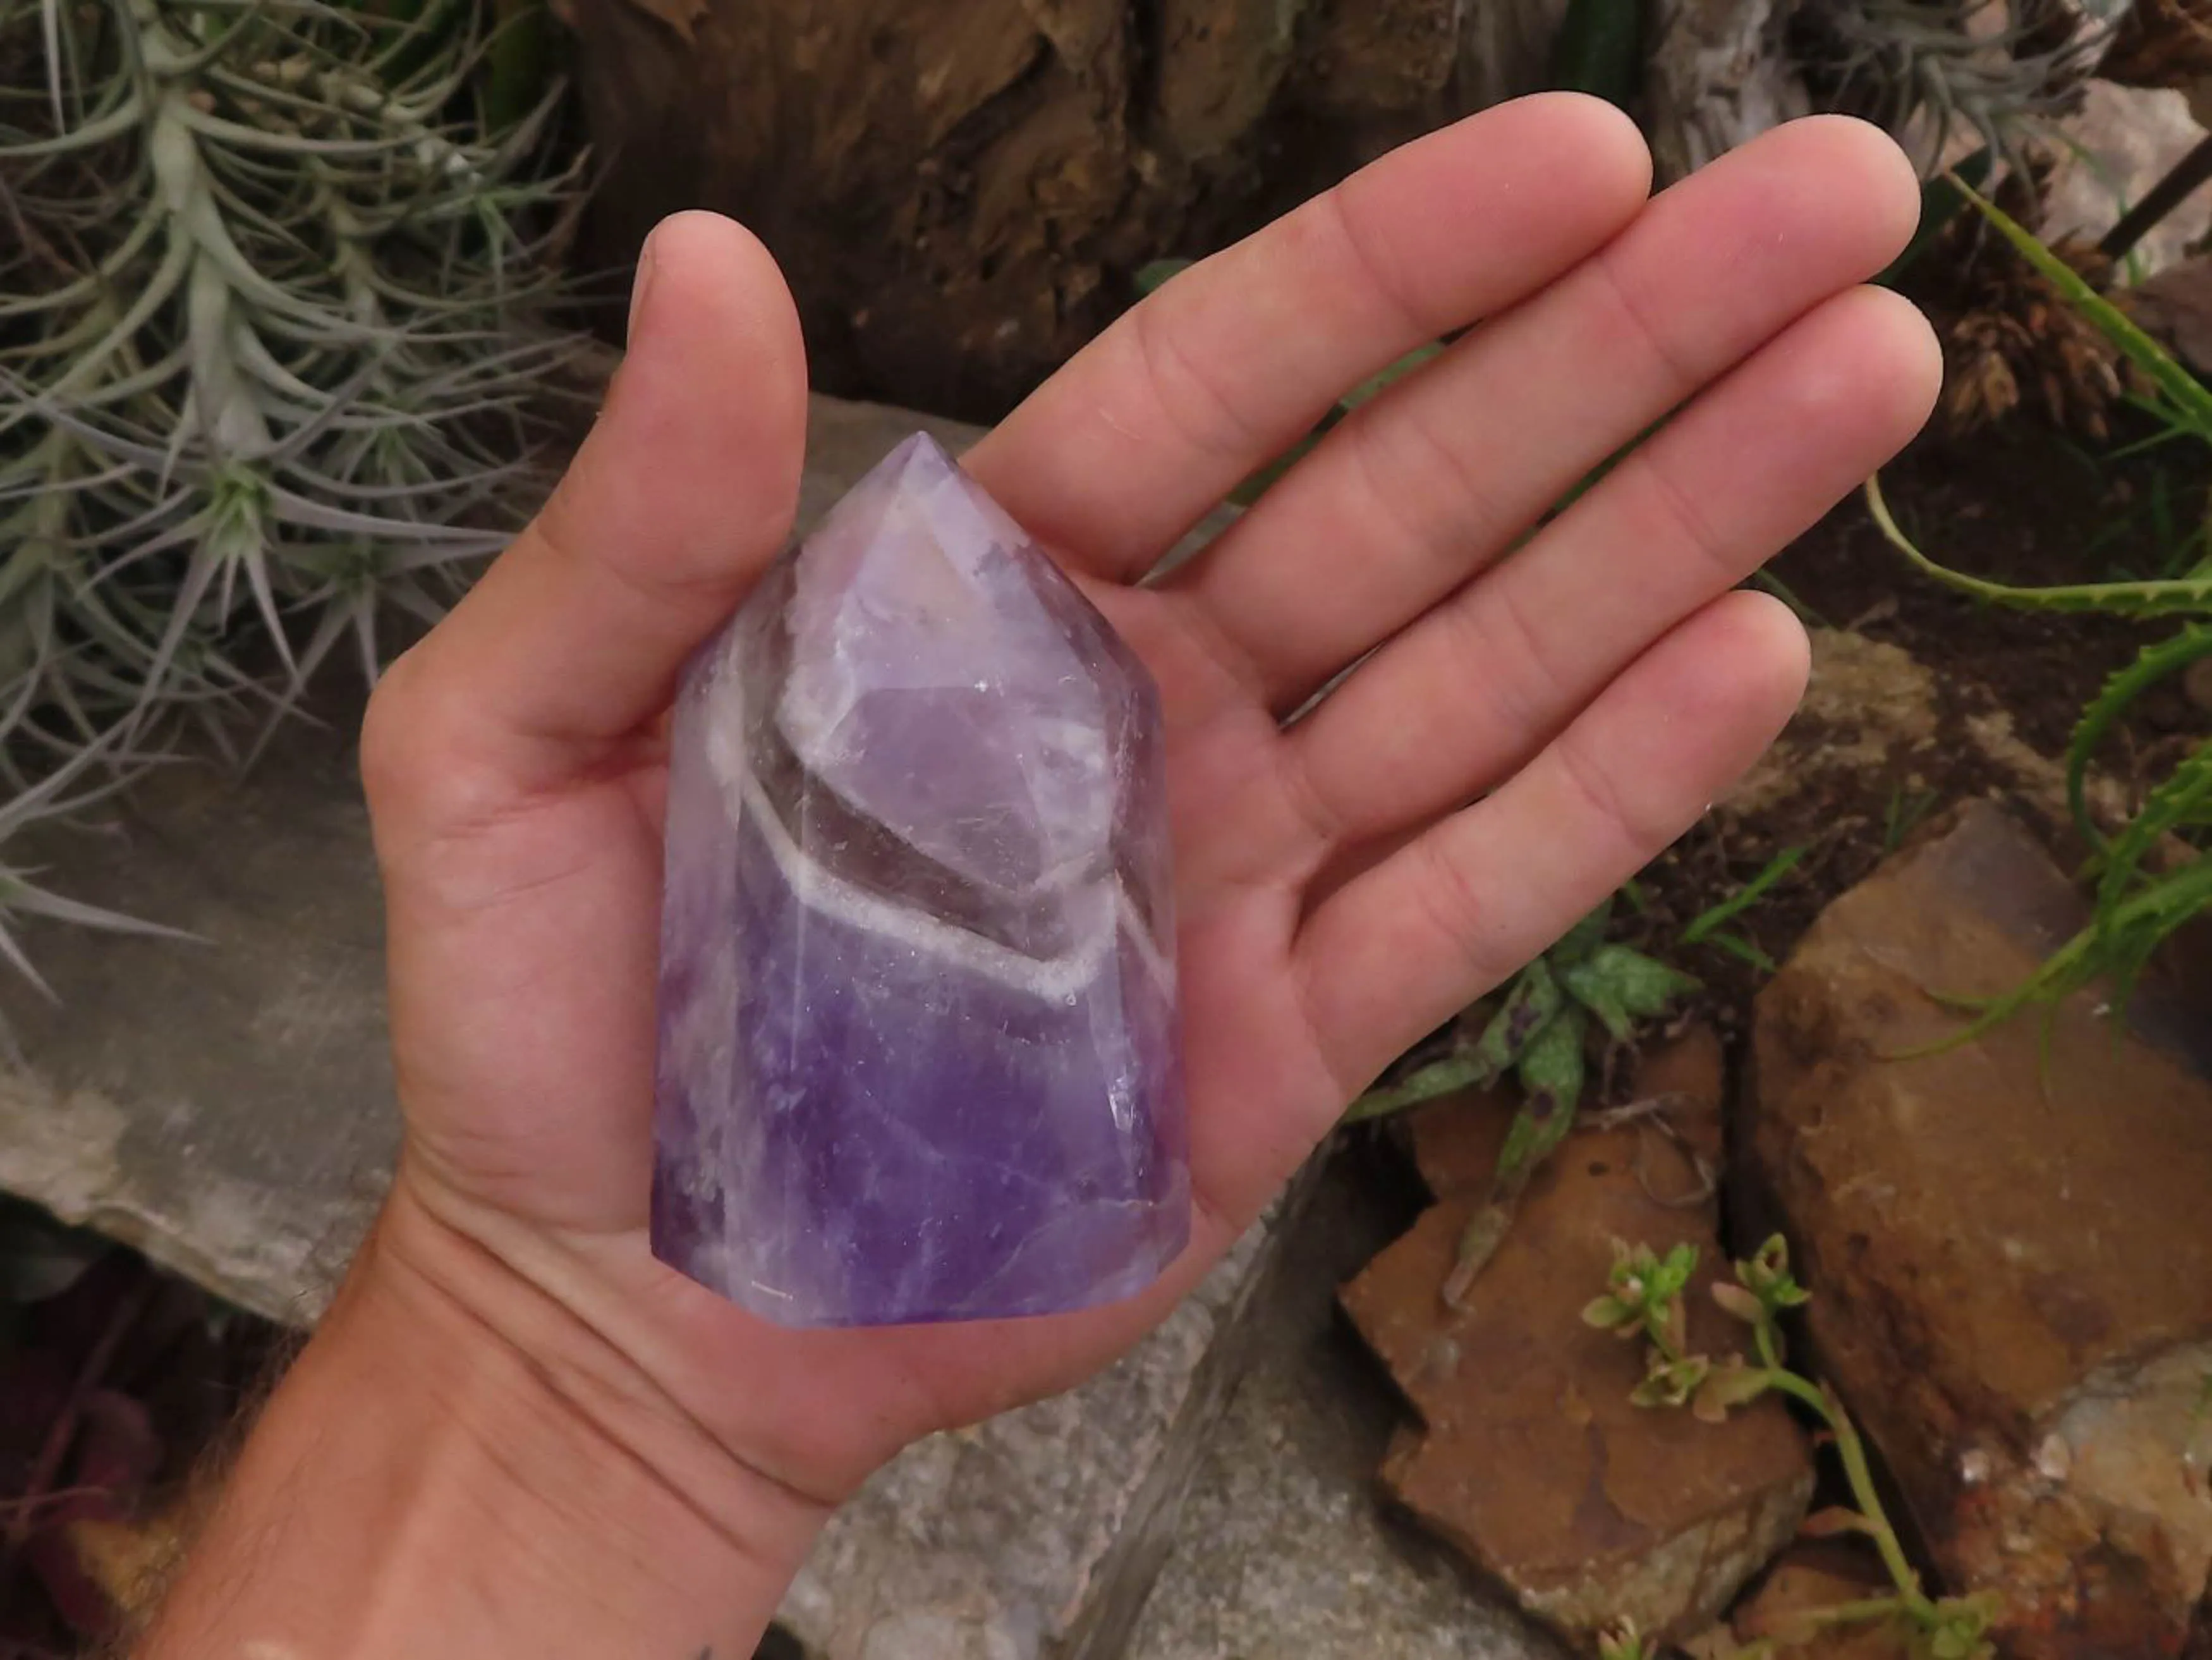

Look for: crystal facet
[650,434,1189,1327]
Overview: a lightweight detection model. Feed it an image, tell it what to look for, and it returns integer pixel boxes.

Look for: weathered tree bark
[1644,0,1810,181]
[561,0,1569,417]
[1459,0,1573,111]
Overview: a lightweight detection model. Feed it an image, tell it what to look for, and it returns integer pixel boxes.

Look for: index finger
[962,94,1653,582]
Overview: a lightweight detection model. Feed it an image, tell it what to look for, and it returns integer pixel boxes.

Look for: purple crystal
[650,434,1189,1327]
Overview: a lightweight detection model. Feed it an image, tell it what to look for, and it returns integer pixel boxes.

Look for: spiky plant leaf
[0,0,586,993]
[1562,944,1701,1043]
[1948,173,2212,440]
[2095,738,2211,913]
[1868,474,2212,617]
[2066,625,2212,846]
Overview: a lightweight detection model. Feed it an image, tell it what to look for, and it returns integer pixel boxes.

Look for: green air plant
[1590,1236,2003,1659]
[1788,0,2126,176]
[1,0,583,736]
[0,0,585,976]
[1346,894,1699,1306]
[1868,180,2211,1047]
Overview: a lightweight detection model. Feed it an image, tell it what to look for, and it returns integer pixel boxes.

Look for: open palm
[356,99,1936,1513]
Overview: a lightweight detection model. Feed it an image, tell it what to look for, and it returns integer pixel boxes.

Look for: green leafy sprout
[1347,894,1698,1305]
[1866,178,2211,1049]
[1883,783,1940,857]
[1589,1234,2000,1660]
[1596,1616,1661,1660]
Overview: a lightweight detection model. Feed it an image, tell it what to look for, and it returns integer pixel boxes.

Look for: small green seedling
[1681,848,1806,974]
[1590,1235,2000,1660]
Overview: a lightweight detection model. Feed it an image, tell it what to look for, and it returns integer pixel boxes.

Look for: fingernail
[627,228,659,348]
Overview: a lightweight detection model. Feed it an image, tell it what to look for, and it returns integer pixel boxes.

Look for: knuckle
[1342,396,1499,579]
[356,641,504,847]
[1629,448,1737,582]
[1554,727,1660,858]
[1320,187,1434,341]
[1127,298,1266,464]
[1448,578,1566,740]
[1591,249,1702,397]
[357,646,430,813]
[1416,832,1502,983]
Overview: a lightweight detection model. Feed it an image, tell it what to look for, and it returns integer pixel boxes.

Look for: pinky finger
[1292,589,1809,1093]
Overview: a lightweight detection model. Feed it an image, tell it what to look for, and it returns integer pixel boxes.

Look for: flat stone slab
[781,1196,1301,1660]
[0,391,1314,1658]
[0,704,394,1324]
[1131,1146,1564,1660]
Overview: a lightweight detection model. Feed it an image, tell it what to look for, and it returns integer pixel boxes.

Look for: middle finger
[1170,116,1921,714]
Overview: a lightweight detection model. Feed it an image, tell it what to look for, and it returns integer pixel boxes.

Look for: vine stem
[1792,1594,1914,1630]
[1756,1365,1934,1620]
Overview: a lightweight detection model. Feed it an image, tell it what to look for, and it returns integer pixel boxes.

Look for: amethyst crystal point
[650,433,1189,1327]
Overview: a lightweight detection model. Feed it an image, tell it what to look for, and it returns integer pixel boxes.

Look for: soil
[1778,423,2205,759]
[1616,414,2211,1040]
[0,1202,281,1654]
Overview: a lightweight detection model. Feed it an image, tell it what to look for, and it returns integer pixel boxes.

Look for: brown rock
[1724,1544,1912,1660]
[1746,800,2212,1660]
[1720,628,2137,856]
[558,0,1569,418]
[1725,631,1939,821]
[1341,1030,1814,1644]
[1152,0,1311,164]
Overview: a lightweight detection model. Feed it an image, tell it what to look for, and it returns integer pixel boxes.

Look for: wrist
[139,1178,831,1659]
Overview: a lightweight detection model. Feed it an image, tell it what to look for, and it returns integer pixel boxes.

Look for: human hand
[193,97,1936,1656]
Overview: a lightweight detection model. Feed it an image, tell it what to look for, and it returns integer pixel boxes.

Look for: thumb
[372,211,807,815]
[358,212,803,1235]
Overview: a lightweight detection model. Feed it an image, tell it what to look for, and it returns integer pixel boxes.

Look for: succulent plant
[0,0,587,981]
[1788,0,2130,174]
